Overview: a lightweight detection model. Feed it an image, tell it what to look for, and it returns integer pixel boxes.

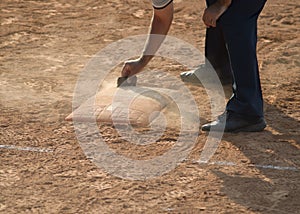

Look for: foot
[202,111,267,133]
[180,65,231,86]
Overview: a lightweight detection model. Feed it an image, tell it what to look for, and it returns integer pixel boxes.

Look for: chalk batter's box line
[1,144,298,172]
[0,144,53,153]
[204,161,299,171]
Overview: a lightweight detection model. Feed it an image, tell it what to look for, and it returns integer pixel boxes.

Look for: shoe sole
[202,121,267,133]
[180,76,203,85]
[181,76,231,87]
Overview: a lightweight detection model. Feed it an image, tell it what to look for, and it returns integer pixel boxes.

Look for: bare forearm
[140,4,174,66]
[121,3,173,77]
[203,0,231,27]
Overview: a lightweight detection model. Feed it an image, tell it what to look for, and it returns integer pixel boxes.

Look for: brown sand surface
[1,0,300,213]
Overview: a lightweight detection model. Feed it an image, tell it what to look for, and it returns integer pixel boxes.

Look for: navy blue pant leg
[205,27,232,80]
[205,0,232,80]
[219,0,267,118]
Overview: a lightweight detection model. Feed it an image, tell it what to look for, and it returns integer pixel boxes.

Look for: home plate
[66,86,171,127]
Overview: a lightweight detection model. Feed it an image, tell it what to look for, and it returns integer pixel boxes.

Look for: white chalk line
[200,161,298,171]
[0,144,53,153]
[0,144,297,171]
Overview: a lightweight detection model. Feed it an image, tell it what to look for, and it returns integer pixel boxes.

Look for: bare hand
[121,58,146,77]
[202,2,230,27]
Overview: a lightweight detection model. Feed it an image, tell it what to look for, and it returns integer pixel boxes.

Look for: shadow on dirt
[213,102,300,213]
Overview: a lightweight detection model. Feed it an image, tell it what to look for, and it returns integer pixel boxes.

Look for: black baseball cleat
[201,111,267,133]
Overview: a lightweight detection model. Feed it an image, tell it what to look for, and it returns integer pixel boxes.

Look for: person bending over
[121,0,267,133]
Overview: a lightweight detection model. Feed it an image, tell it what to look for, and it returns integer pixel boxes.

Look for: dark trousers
[205,0,267,118]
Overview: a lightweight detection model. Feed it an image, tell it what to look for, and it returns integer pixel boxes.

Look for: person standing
[121,0,267,132]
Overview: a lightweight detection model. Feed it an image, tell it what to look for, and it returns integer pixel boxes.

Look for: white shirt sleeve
[152,0,173,9]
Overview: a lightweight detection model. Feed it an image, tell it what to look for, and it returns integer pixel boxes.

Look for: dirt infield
[1,0,299,213]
